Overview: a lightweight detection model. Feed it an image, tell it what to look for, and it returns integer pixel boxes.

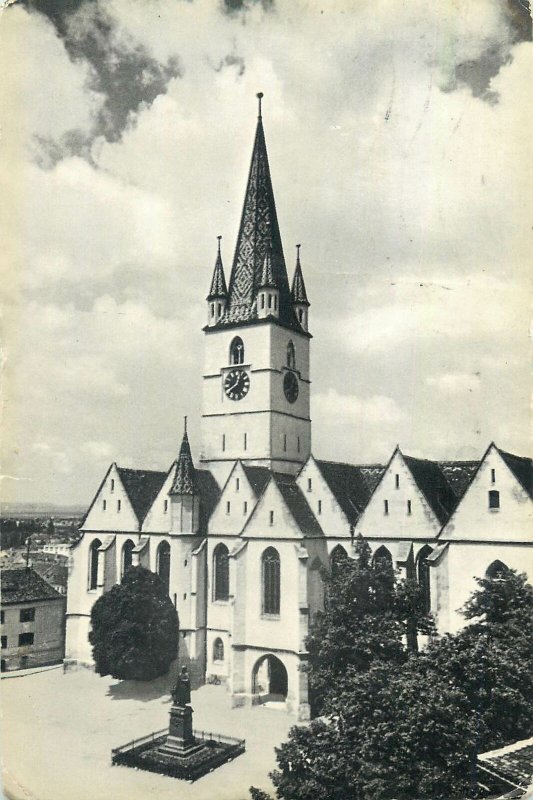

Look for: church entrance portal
[252,654,288,703]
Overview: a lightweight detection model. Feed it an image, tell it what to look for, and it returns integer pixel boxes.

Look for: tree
[306,536,406,715]
[89,566,179,681]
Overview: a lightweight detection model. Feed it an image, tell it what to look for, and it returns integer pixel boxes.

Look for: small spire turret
[257,245,280,319]
[291,244,310,331]
[207,236,228,326]
[170,418,197,496]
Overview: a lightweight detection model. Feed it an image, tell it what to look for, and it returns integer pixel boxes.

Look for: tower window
[318,500,322,515]
[244,433,247,450]
[287,341,296,369]
[488,490,500,510]
[226,501,231,515]
[283,434,287,452]
[297,436,301,453]
[222,434,226,452]
[210,302,215,317]
[213,543,229,601]
[269,510,274,525]
[217,302,222,316]
[395,474,400,489]
[407,500,412,515]
[229,336,244,365]
[262,547,280,615]
[268,295,273,309]
[307,478,312,492]
[261,295,265,309]
[384,500,389,515]
[491,468,496,484]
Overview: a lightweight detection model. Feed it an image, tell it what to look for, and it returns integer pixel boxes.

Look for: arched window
[229,336,244,365]
[287,341,295,369]
[373,545,393,569]
[330,545,348,578]
[121,539,135,577]
[417,545,433,613]
[486,560,509,579]
[157,541,171,594]
[262,547,280,615]
[213,543,229,601]
[88,538,102,590]
[213,637,224,662]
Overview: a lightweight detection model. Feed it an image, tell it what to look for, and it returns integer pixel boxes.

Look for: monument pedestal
[159,704,204,757]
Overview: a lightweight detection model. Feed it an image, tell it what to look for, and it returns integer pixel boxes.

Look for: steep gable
[244,472,323,539]
[81,463,140,532]
[441,443,533,542]
[208,461,263,536]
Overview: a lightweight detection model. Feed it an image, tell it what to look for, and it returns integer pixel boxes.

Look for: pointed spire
[291,244,310,306]
[207,236,228,300]
[170,417,197,495]
[259,245,277,289]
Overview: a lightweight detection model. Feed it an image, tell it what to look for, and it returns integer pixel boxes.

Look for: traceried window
[417,545,433,613]
[486,560,509,579]
[213,637,224,662]
[287,341,296,369]
[89,538,102,590]
[229,336,244,365]
[488,490,500,510]
[157,541,171,594]
[262,547,280,615]
[122,539,135,577]
[213,543,230,601]
[373,545,393,569]
[330,545,348,578]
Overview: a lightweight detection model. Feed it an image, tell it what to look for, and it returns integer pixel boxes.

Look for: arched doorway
[252,654,288,703]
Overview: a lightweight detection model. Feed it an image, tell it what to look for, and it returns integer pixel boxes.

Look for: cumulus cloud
[426,372,482,394]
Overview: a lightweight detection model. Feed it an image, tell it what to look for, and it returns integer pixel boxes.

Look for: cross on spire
[257,91,263,119]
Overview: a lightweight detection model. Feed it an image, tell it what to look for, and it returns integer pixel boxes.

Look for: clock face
[283,371,299,404]
[224,368,250,401]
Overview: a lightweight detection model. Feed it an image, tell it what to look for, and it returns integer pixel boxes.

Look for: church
[65,96,533,720]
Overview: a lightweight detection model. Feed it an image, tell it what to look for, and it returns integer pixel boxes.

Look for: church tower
[201,94,311,482]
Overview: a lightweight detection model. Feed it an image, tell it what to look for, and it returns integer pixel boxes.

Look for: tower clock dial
[224,368,250,401]
[283,371,299,403]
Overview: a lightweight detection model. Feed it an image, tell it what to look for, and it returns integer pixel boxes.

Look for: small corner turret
[169,417,200,533]
[291,244,310,332]
[206,236,227,327]
[257,245,280,319]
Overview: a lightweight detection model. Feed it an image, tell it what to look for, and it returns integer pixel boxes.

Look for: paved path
[1,667,295,800]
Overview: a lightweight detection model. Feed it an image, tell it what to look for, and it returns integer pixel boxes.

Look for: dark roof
[117,467,167,525]
[259,248,277,289]
[478,740,533,798]
[196,469,221,535]
[207,242,228,300]
[272,473,323,536]
[1,568,63,605]
[169,430,197,496]
[34,562,68,589]
[291,249,309,306]
[497,447,533,498]
[438,460,479,499]
[315,460,382,524]
[403,455,457,525]
[242,464,272,497]
[358,465,387,493]
[215,114,303,332]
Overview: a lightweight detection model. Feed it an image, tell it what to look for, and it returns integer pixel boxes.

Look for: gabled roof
[437,460,479,498]
[315,459,382,525]
[207,238,228,300]
[196,469,221,535]
[272,472,323,536]
[1,568,63,605]
[215,105,303,332]
[242,464,271,497]
[497,447,533,498]
[116,467,167,526]
[403,455,457,525]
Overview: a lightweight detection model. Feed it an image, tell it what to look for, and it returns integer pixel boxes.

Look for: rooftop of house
[0,568,64,605]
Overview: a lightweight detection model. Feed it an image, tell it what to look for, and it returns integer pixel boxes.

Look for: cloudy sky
[1,0,531,506]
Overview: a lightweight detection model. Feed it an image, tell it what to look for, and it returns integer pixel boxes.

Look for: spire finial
[184,415,187,434]
[296,243,301,263]
[217,235,222,254]
[256,92,263,119]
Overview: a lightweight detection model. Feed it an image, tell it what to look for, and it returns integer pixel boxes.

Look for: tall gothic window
[330,544,348,578]
[121,539,135,577]
[373,545,393,569]
[262,547,280,615]
[213,543,229,601]
[229,337,244,365]
[89,538,102,590]
[213,637,224,662]
[157,541,171,594]
[287,341,295,369]
[417,545,433,613]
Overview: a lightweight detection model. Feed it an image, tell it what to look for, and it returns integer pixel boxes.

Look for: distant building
[42,543,71,557]
[1,568,66,672]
